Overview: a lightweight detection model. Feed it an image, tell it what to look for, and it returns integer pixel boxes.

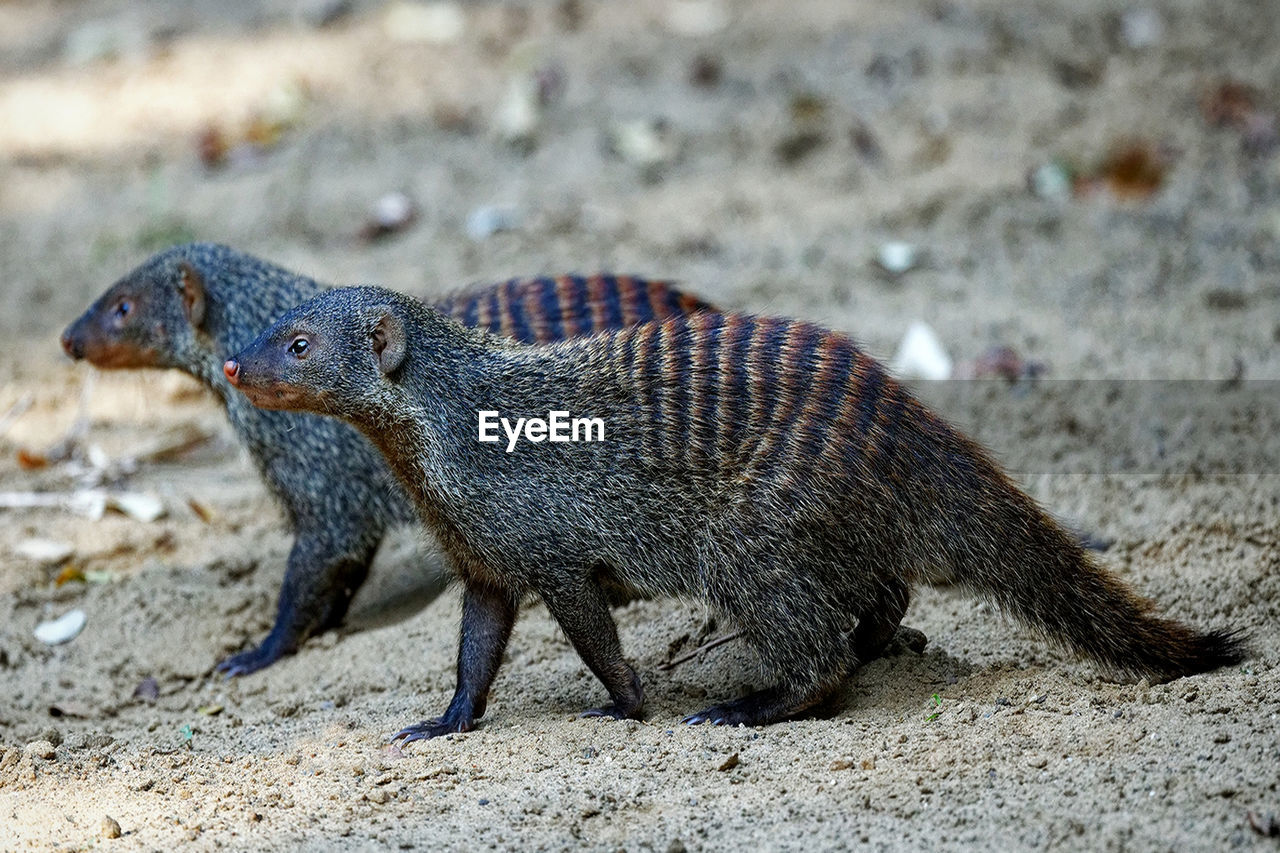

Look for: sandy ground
[1,0,1278,849]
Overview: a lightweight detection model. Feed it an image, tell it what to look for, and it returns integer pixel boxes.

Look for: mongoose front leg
[391,580,518,744]
[540,577,644,721]
[216,529,376,677]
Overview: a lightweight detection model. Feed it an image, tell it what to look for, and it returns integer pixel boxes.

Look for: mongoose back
[225,286,1246,738]
[60,243,716,675]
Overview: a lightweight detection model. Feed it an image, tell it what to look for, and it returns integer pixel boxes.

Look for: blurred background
[2,0,1277,380]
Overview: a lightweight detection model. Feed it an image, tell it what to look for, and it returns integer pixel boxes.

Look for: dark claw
[215,644,288,678]
[390,716,474,744]
[579,704,636,721]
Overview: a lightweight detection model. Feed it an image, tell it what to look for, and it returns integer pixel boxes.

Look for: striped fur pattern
[226,286,1246,737]
[60,244,714,676]
[439,274,715,343]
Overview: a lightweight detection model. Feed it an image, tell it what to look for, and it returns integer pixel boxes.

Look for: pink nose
[223,359,240,385]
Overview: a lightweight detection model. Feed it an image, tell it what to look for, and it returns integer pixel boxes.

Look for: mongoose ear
[371,311,406,376]
[177,261,206,328]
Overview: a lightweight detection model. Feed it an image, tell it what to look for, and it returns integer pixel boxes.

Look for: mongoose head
[61,243,224,369]
[224,286,416,417]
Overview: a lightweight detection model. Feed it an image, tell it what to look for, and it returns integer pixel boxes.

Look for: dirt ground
[1,0,1278,849]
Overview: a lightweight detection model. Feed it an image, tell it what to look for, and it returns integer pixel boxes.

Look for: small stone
[607,119,678,171]
[362,192,418,241]
[1026,755,1048,769]
[365,787,389,804]
[717,753,739,771]
[1120,8,1163,49]
[495,74,541,147]
[101,816,122,839]
[24,740,56,760]
[466,206,520,241]
[875,241,919,275]
[34,610,87,645]
[1029,161,1073,201]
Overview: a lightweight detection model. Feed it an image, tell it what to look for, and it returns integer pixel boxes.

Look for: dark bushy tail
[921,418,1247,680]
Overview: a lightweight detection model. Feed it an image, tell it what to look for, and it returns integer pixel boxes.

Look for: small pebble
[362,192,418,241]
[1120,8,1163,49]
[24,740,56,760]
[495,75,541,146]
[101,816,122,839]
[365,787,389,804]
[466,206,520,241]
[875,241,918,275]
[1029,161,1073,201]
[608,119,678,170]
[1027,755,1048,769]
[34,610,87,645]
[717,753,739,772]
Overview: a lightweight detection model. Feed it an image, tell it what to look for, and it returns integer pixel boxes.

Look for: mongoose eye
[288,337,310,357]
[114,300,131,319]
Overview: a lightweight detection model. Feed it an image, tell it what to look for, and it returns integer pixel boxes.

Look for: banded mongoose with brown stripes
[60,243,717,675]
[224,285,1246,738]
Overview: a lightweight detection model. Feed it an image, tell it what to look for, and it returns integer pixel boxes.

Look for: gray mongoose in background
[223,285,1246,739]
[60,243,716,675]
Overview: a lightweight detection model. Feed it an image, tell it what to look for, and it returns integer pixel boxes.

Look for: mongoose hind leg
[392,580,518,744]
[540,574,645,721]
[852,580,912,662]
[216,529,377,677]
[683,682,836,726]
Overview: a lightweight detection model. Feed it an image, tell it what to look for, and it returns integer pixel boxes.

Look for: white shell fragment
[495,75,541,144]
[15,539,75,565]
[107,492,166,523]
[34,609,87,645]
[876,241,919,275]
[608,119,677,169]
[890,321,953,381]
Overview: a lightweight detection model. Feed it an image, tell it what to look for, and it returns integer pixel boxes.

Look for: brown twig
[657,630,742,671]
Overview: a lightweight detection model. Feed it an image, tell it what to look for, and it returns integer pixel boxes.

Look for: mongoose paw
[682,699,765,727]
[579,704,642,721]
[390,716,475,744]
[215,643,289,678]
[886,625,929,656]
